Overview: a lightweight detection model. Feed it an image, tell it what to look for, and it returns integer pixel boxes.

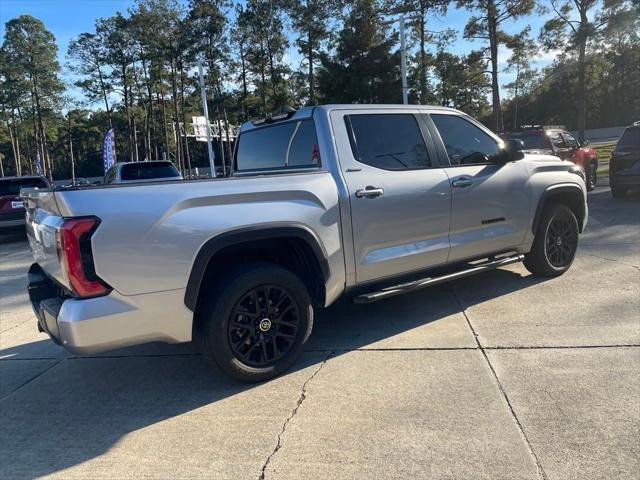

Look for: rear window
[235,119,320,171]
[120,162,180,181]
[0,178,49,197]
[616,127,640,151]
[507,132,550,150]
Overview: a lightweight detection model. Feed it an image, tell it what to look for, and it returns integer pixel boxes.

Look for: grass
[592,142,615,176]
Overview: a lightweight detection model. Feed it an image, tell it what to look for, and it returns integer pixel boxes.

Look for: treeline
[0,0,638,179]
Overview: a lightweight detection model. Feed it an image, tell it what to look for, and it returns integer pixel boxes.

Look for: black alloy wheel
[523,204,579,277]
[227,285,299,368]
[544,212,578,268]
[198,262,313,382]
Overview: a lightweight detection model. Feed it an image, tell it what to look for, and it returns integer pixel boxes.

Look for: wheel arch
[184,225,330,312]
[532,184,586,234]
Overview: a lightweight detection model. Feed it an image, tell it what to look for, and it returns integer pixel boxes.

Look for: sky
[0,0,560,103]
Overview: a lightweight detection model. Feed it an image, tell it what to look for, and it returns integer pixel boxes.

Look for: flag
[35,154,42,176]
[103,128,116,174]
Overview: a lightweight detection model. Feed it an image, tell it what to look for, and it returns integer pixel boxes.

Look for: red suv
[501,126,598,190]
[0,176,51,232]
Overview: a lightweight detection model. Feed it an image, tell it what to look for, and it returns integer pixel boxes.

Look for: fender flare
[184,225,330,311]
[531,184,586,234]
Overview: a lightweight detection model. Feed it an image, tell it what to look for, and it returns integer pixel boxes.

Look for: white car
[104,161,182,184]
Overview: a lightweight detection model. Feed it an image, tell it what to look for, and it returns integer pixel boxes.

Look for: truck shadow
[0,267,544,479]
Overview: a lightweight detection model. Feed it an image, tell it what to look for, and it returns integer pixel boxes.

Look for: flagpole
[198,59,216,177]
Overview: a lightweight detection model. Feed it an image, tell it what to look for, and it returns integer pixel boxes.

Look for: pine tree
[318,0,401,104]
[2,15,64,178]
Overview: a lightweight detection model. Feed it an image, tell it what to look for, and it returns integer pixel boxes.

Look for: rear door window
[346,114,431,170]
[235,119,320,171]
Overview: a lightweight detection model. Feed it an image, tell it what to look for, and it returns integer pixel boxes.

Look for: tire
[586,161,597,191]
[524,204,579,277]
[197,262,313,382]
[611,185,627,198]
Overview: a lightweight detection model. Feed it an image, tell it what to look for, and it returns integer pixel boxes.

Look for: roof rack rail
[251,106,297,126]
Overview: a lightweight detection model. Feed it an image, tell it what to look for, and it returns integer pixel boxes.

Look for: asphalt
[1,185,638,480]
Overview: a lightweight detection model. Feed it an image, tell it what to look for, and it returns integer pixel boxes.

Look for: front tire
[198,263,313,382]
[524,204,579,277]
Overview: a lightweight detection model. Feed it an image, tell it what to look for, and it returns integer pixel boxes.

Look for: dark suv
[0,176,50,232]
[609,123,640,198]
[501,126,598,190]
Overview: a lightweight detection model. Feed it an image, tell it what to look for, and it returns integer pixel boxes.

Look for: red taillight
[56,217,111,298]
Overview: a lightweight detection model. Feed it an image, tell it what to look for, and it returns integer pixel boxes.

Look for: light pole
[198,59,216,176]
[399,14,408,105]
[384,13,421,104]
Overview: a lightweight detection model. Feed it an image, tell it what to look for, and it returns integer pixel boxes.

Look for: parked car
[23,105,588,382]
[501,126,598,190]
[104,160,182,184]
[609,122,640,198]
[0,176,50,232]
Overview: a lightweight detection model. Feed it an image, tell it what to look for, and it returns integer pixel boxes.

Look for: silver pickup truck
[23,105,588,381]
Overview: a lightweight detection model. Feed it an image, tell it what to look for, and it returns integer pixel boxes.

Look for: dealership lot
[1,187,638,480]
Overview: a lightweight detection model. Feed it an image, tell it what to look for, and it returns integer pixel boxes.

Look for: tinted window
[563,132,580,149]
[616,127,639,151]
[0,178,48,197]
[346,114,430,170]
[548,131,565,149]
[508,132,550,150]
[288,120,321,167]
[235,119,320,171]
[431,114,500,165]
[120,162,180,181]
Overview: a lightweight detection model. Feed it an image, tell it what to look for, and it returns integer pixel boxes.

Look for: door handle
[452,177,473,188]
[355,186,384,198]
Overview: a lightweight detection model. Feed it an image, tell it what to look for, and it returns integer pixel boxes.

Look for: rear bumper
[28,263,193,354]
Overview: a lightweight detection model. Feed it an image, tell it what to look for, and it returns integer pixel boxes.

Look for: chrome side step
[353,254,525,304]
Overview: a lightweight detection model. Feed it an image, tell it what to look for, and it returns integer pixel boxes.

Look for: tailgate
[21,188,66,285]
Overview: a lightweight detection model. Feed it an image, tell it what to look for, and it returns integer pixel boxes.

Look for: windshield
[0,178,49,197]
[508,132,550,150]
[616,127,639,151]
[120,162,181,181]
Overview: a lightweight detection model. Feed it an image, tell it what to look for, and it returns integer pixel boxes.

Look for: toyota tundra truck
[23,105,588,382]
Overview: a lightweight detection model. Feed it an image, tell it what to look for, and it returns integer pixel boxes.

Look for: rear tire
[586,161,597,191]
[524,204,579,277]
[197,262,313,382]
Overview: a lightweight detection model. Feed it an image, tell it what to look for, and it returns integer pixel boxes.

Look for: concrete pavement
[1,186,638,479]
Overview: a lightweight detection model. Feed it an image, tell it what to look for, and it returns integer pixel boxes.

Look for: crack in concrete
[3,344,638,362]
[449,286,549,480]
[0,358,65,401]
[258,351,333,480]
[581,252,640,270]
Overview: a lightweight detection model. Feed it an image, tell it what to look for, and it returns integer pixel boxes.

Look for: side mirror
[502,139,525,162]
[582,139,589,147]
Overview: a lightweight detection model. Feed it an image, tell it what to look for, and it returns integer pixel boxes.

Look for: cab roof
[240,104,462,133]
